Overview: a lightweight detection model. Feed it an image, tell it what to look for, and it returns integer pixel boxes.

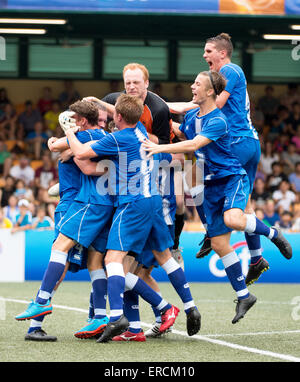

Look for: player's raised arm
[166,101,198,114]
[142,135,211,157]
[82,96,115,118]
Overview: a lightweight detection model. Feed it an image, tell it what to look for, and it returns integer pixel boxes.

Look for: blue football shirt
[91,122,158,205]
[220,63,258,140]
[180,107,246,181]
[74,128,114,206]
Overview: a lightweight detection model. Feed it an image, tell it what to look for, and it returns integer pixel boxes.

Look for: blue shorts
[137,224,175,269]
[54,209,88,273]
[58,201,114,253]
[204,174,250,238]
[230,136,261,194]
[106,195,173,254]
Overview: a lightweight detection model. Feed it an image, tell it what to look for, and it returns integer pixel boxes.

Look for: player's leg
[172,160,185,268]
[211,233,257,324]
[16,233,75,322]
[75,249,109,339]
[97,249,129,343]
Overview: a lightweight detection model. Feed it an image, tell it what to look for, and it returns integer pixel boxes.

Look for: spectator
[0,88,11,112]
[0,175,15,207]
[284,101,300,137]
[3,194,19,224]
[251,178,271,208]
[272,133,289,154]
[288,162,300,193]
[37,86,53,115]
[254,207,267,224]
[0,140,12,177]
[280,83,300,111]
[11,198,32,233]
[18,100,42,139]
[0,102,18,140]
[257,85,280,126]
[44,100,61,136]
[25,121,48,160]
[31,205,54,230]
[0,206,13,228]
[263,199,280,227]
[291,125,300,153]
[13,179,34,203]
[272,180,296,213]
[9,156,35,186]
[34,153,58,190]
[268,106,289,140]
[277,211,293,231]
[266,162,288,193]
[260,141,280,176]
[281,142,300,174]
[250,100,265,134]
[58,80,80,109]
[152,82,169,101]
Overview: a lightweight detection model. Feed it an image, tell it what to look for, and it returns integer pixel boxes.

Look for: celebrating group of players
[15,33,292,344]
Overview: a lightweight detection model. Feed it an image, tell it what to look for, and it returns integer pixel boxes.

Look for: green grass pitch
[1,281,300,362]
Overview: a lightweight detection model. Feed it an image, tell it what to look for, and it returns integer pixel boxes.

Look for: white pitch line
[6,298,300,363]
[202,330,300,338]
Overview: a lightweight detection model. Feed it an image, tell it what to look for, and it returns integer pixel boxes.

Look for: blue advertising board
[1,0,219,13]
[24,230,300,283]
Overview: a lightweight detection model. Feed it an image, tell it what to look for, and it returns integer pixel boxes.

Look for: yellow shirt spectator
[0,216,13,228]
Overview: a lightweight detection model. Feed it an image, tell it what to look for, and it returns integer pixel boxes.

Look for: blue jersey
[220,63,258,140]
[91,122,158,206]
[74,129,114,206]
[155,153,176,225]
[180,108,246,181]
[56,158,81,212]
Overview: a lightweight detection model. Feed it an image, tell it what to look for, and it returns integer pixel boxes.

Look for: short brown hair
[206,33,233,58]
[201,70,227,99]
[123,63,149,82]
[115,94,144,125]
[69,100,99,126]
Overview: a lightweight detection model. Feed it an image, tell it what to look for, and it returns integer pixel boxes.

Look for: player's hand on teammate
[47,137,58,150]
[59,111,79,134]
[82,96,101,104]
[142,139,160,157]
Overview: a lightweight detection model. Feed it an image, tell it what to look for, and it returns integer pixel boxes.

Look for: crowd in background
[0,80,300,233]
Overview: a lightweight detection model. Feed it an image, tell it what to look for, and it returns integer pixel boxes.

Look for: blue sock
[124,290,141,334]
[161,257,195,313]
[106,262,125,322]
[245,232,262,265]
[245,215,278,239]
[221,252,249,300]
[89,288,94,320]
[90,269,107,319]
[35,250,67,305]
[152,292,162,323]
[125,273,171,312]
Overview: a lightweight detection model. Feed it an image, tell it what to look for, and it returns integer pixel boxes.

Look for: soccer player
[169,34,292,285]
[15,101,113,340]
[65,94,201,343]
[84,63,186,267]
[143,70,292,323]
[112,152,179,341]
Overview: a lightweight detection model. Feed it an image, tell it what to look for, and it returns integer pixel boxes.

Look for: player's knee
[223,210,244,231]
